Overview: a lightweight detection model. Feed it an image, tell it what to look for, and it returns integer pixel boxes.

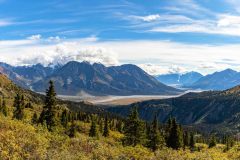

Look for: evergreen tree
[123,107,145,146]
[89,118,98,137]
[61,109,68,127]
[25,102,33,109]
[2,98,7,116]
[99,119,103,133]
[0,97,2,112]
[183,131,190,148]
[166,117,172,141]
[13,94,25,120]
[116,120,123,133]
[69,122,77,138]
[103,117,109,137]
[32,112,38,124]
[39,80,58,131]
[190,133,195,149]
[167,118,183,150]
[147,114,164,151]
[209,135,217,148]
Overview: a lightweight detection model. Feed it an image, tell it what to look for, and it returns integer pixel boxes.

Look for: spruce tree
[89,118,98,137]
[61,109,68,127]
[13,94,25,120]
[32,112,38,124]
[167,118,183,150]
[116,120,123,133]
[2,98,7,116]
[190,133,195,149]
[99,119,103,133]
[39,80,58,131]
[103,117,109,137]
[147,114,164,151]
[0,97,2,112]
[166,117,172,141]
[209,135,217,148]
[123,107,145,146]
[183,131,190,148]
[69,122,77,138]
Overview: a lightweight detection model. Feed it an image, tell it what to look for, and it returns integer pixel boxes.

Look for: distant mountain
[156,71,203,87]
[106,85,240,134]
[0,70,107,117]
[0,62,54,89]
[188,69,240,90]
[0,72,45,103]
[32,61,181,96]
[0,61,181,96]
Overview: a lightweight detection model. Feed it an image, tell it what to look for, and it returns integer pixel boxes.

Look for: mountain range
[0,61,180,96]
[156,69,240,91]
[155,71,203,87]
[187,69,240,90]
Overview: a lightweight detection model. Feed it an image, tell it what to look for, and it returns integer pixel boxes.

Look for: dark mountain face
[12,64,54,82]
[0,61,181,96]
[188,69,240,90]
[0,62,54,89]
[106,86,240,133]
[32,61,181,96]
[156,72,203,87]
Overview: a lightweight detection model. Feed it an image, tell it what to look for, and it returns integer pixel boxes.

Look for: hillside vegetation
[1,114,240,160]
[107,86,240,134]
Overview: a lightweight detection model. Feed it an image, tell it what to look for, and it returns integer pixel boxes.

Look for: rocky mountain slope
[156,71,203,87]
[187,69,240,90]
[0,61,180,96]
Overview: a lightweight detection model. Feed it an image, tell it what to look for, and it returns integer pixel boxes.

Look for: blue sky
[1,0,240,75]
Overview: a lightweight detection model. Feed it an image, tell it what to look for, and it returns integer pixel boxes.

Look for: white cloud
[133,14,160,22]
[0,19,12,27]
[149,14,240,36]
[1,37,240,75]
[119,1,240,37]
[124,13,193,25]
[217,14,240,27]
[47,36,61,42]
[27,34,42,40]
[138,64,187,75]
[7,40,119,67]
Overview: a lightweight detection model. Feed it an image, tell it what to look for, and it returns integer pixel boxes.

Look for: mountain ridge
[0,61,181,96]
[187,68,240,90]
[155,71,203,87]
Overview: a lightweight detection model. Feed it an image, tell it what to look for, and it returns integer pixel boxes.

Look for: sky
[1,0,240,75]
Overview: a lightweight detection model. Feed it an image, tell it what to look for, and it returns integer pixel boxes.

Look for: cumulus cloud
[1,37,240,75]
[135,14,160,22]
[27,34,42,40]
[14,42,119,67]
[47,36,61,43]
[138,64,187,75]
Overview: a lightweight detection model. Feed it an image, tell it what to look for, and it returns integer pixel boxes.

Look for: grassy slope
[1,115,240,160]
